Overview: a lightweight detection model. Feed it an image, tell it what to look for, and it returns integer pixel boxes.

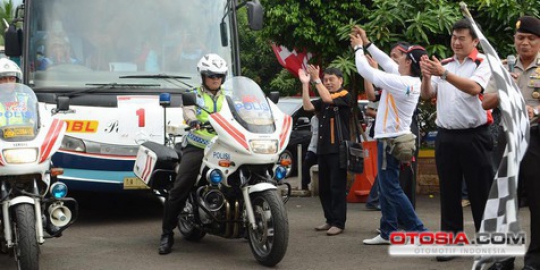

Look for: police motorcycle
[0,83,78,270]
[133,76,291,266]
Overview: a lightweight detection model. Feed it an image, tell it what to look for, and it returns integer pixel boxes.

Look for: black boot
[158,234,174,255]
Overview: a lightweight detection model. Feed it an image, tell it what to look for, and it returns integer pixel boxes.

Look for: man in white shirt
[420,18,493,262]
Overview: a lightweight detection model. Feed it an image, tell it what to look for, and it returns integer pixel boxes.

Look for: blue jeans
[377,141,426,240]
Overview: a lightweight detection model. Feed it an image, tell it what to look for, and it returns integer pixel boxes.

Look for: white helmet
[197,53,228,76]
[0,58,22,82]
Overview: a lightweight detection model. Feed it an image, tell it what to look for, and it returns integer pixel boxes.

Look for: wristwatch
[313,78,322,85]
[441,69,449,80]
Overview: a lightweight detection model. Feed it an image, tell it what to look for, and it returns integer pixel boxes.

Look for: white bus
[5,0,263,192]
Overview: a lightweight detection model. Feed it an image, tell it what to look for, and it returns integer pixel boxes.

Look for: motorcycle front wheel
[247,190,288,267]
[14,203,40,270]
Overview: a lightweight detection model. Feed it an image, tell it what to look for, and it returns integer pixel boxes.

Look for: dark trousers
[318,153,347,229]
[435,125,494,233]
[521,129,540,267]
[301,151,318,189]
[161,145,204,235]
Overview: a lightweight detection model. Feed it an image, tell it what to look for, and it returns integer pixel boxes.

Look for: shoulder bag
[334,106,364,174]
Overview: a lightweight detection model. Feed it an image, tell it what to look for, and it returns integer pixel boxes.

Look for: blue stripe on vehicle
[52,152,135,171]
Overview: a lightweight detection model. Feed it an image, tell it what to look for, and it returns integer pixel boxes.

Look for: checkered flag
[459,3,531,269]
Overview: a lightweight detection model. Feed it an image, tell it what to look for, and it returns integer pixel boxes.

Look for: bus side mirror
[56,96,70,111]
[4,24,22,57]
[246,0,264,31]
[181,92,196,106]
[220,22,228,47]
[268,91,279,104]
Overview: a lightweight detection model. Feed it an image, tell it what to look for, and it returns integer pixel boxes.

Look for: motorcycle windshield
[222,77,275,134]
[0,84,40,142]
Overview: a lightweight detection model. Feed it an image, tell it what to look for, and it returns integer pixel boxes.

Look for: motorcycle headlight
[50,182,68,199]
[275,166,287,181]
[3,148,38,163]
[60,135,86,152]
[207,169,223,185]
[250,140,278,154]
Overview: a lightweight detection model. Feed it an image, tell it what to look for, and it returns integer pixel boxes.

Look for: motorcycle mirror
[220,22,228,47]
[246,0,264,31]
[268,91,279,104]
[181,92,197,106]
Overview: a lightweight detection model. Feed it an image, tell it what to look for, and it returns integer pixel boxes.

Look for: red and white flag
[271,43,313,78]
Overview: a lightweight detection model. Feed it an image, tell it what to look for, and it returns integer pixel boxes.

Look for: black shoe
[158,234,174,255]
[488,259,514,270]
[436,255,456,262]
[365,204,380,211]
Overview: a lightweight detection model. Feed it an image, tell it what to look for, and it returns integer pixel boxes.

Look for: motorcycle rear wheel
[14,203,40,270]
[247,190,288,267]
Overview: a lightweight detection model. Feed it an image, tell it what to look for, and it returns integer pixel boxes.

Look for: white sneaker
[363,234,390,245]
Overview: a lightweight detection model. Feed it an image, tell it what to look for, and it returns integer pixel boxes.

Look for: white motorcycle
[0,83,78,270]
[134,76,292,266]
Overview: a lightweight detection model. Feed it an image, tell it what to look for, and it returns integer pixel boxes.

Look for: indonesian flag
[271,43,313,78]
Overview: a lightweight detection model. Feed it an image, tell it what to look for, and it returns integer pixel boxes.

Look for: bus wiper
[119,74,193,88]
[62,83,159,98]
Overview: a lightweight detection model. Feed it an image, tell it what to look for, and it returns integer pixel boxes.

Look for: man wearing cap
[482,16,540,270]
[350,25,428,245]
[420,18,494,262]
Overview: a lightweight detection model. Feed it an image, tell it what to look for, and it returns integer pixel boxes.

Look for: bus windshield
[27,0,232,89]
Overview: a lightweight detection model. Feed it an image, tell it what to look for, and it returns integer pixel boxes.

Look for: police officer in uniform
[158,53,228,255]
[0,58,30,127]
[483,16,540,270]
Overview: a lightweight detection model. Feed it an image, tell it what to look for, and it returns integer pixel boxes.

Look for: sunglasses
[207,74,225,79]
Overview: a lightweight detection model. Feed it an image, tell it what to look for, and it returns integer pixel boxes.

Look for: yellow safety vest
[186,86,225,149]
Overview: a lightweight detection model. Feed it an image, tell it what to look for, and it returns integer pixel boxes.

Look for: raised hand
[299,68,311,84]
[366,55,378,69]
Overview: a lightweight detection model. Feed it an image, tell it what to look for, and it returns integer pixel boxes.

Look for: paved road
[0,191,531,270]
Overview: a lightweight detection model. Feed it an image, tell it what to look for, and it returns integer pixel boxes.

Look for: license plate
[123,177,150,190]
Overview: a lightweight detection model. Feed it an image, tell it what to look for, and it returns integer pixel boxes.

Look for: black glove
[189,120,201,128]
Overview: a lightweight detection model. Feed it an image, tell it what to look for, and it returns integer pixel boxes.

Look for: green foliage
[240,0,540,109]
[0,0,16,45]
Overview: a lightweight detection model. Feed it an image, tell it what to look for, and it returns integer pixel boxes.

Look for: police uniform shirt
[486,52,540,109]
[431,48,493,129]
[311,89,352,155]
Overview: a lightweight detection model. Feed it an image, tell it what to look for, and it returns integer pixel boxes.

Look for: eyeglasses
[207,74,225,79]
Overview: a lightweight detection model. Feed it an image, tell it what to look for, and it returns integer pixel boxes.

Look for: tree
[0,0,16,45]
[252,0,540,97]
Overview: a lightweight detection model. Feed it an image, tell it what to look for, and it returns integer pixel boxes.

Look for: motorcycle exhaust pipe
[48,203,72,228]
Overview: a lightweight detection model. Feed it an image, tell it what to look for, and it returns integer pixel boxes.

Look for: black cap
[405,45,427,77]
[516,16,540,37]
[406,45,427,66]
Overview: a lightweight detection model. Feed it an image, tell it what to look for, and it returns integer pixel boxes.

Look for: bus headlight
[3,148,38,163]
[60,135,86,152]
[250,140,278,154]
[207,169,223,185]
[275,166,287,181]
[50,182,68,199]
